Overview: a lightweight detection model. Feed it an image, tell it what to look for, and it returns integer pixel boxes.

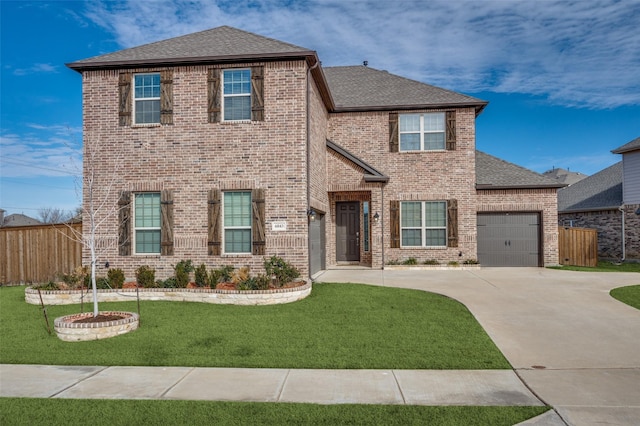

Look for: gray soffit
[326,139,389,183]
[611,136,640,154]
[476,151,565,190]
[323,66,487,114]
[558,162,623,212]
[67,26,317,70]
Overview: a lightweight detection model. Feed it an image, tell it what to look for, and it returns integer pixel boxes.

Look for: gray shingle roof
[542,168,588,186]
[67,26,315,70]
[557,162,623,212]
[323,66,487,113]
[611,137,640,154]
[476,151,564,189]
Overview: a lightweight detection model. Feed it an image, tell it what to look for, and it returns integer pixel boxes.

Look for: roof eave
[476,183,566,190]
[327,139,389,182]
[66,50,319,72]
[559,205,622,213]
[611,147,640,154]
[332,101,488,115]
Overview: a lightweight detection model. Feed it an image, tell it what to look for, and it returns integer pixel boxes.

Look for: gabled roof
[323,66,487,114]
[558,162,623,212]
[326,140,389,182]
[611,136,640,154]
[542,167,588,186]
[476,151,565,190]
[1,214,42,227]
[67,26,316,70]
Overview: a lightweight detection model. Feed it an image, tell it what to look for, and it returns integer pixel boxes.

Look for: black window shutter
[118,191,131,255]
[118,73,132,126]
[250,66,264,121]
[208,189,221,255]
[390,200,400,248]
[252,188,266,255]
[389,113,399,152]
[446,110,456,151]
[160,70,173,125]
[160,190,174,255]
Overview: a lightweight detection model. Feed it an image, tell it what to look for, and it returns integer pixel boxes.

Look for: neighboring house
[542,167,587,186]
[66,26,563,279]
[558,137,640,261]
[0,210,42,227]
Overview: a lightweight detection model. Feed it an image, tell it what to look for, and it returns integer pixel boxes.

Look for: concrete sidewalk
[1,364,543,406]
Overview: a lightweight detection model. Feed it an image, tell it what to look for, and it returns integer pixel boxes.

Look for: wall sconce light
[307,209,317,221]
[104,261,110,269]
[373,212,380,222]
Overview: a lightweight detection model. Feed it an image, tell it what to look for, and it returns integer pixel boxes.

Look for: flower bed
[26,281,311,306]
[54,311,139,342]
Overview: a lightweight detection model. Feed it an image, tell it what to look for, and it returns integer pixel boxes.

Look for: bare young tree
[64,134,126,317]
[38,207,73,224]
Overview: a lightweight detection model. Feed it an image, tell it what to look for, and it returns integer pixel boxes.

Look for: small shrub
[174,260,194,288]
[231,266,251,287]
[423,259,440,265]
[59,266,88,289]
[209,265,234,286]
[158,277,177,288]
[264,256,300,287]
[236,274,270,291]
[447,261,459,267]
[107,268,125,289]
[96,277,110,289]
[386,259,400,265]
[194,263,208,287]
[402,257,418,265]
[136,265,156,288]
[463,259,479,265]
[33,281,59,290]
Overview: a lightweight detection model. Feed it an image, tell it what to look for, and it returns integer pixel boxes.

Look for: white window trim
[221,68,252,123]
[133,73,161,125]
[222,191,253,254]
[399,112,445,152]
[133,192,161,255]
[400,201,447,248]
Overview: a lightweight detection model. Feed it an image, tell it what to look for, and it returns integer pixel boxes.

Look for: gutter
[306,59,320,278]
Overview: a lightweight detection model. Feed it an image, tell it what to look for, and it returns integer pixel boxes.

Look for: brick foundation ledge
[54,311,139,342]
[26,281,312,306]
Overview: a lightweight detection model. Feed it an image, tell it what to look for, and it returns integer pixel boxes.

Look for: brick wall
[82,61,313,280]
[559,204,640,261]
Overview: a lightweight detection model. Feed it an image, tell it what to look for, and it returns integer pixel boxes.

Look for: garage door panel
[477,213,540,267]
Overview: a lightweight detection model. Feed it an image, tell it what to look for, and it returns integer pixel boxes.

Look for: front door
[336,202,360,262]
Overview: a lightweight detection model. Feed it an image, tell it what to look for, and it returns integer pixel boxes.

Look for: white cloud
[13,63,59,76]
[83,0,640,109]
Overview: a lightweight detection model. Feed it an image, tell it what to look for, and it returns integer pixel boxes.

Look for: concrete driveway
[317,267,640,426]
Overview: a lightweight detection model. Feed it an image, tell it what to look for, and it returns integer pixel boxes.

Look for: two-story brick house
[67,26,562,279]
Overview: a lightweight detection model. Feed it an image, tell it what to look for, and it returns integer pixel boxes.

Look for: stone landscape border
[25,281,312,306]
[54,311,139,342]
[384,265,481,271]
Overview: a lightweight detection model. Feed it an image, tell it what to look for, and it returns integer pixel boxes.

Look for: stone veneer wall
[558,204,640,261]
[82,60,315,280]
[477,188,560,266]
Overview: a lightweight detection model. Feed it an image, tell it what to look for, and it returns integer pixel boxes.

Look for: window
[223,191,252,253]
[134,73,160,124]
[222,69,251,121]
[399,113,445,151]
[363,201,370,252]
[400,201,447,247]
[134,193,161,254]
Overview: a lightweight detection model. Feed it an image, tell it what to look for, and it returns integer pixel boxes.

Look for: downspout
[381,184,385,268]
[306,60,319,278]
[618,206,626,262]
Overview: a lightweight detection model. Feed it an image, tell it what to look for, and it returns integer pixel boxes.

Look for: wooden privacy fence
[558,226,598,267]
[0,223,82,284]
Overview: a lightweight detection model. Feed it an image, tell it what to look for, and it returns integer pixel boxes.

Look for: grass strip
[0,283,509,369]
[610,285,640,310]
[0,398,549,426]
[548,261,640,273]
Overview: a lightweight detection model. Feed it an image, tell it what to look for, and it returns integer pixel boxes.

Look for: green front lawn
[0,283,510,369]
[0,398,549,426]
[549,261,640,273]
[610,285,640,310]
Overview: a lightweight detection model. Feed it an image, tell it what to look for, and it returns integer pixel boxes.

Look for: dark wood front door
[336,202,360,262]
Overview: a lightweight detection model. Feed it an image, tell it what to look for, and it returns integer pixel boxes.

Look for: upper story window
[134,192,161,254]
[223,191,252,254]
[134,73,161,124]
[400,201,447,247]
[399,113,445,151]
[222,69,251,121]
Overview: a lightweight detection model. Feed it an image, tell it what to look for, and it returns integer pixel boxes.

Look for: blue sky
[1,0,639,218]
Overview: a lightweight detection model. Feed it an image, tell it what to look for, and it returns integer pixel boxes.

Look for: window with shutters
[222,69,251,121]
[399,113,445,151]
[400,201,447,247]
[133,73,161,124]
[134,193,161,254]
[223,191,252,253]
